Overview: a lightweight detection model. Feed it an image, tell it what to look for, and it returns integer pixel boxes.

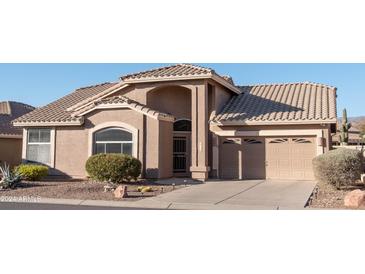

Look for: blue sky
[0,63,363,117]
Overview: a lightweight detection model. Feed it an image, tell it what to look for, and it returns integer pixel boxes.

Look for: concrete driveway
[137,179,317,209]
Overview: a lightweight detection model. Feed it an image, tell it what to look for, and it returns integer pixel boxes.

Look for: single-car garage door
[219,136,316,180]
[266,137,316,180]
[219,137,266,180]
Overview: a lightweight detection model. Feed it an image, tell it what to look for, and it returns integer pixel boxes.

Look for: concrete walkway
[0,180,316,210]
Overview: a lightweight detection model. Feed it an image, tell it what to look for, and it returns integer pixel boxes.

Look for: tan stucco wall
[210,80,234,115]
[145,116,159,178]
[159,120,173,178]
[206,81,234,177]
[0,137,22,167]
[54,126,88,177]
[53,108,172,179]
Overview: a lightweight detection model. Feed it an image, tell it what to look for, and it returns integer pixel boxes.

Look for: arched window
[173,119,192,132]
[94,128,133,155]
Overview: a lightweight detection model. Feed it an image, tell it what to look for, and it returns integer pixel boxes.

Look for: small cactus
[340,108,351,146]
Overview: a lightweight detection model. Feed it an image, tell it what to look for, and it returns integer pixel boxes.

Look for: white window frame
[23,128,55,167]
[94,127,134,155]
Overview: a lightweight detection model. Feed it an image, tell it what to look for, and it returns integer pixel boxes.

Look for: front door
[173,134,191,177]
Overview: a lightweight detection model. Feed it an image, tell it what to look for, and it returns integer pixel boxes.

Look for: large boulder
[114,185,128,199]
[344,190,365,208]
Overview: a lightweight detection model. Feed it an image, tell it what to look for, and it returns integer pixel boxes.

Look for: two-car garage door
[219,136,316,180]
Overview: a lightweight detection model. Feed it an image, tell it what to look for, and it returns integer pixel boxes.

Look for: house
[13,64,337,181]
[332,127,364,146]
[0,101,35,167]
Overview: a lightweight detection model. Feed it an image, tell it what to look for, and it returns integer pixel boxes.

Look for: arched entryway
[173,119,191,177]
[146,85,193,177]
[146,85,191,120]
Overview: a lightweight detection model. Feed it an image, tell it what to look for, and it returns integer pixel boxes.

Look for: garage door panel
[242,138,265,179]
[266,136,315,180]
[219,138,241,179]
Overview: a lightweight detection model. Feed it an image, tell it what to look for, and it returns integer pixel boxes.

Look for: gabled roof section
[0,101,34,136]
[13,82,116,126]
[73,95,175,122]
[120,64,241,94]
[212,82,337,125]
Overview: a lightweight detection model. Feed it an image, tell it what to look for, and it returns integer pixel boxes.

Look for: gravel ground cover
[308,182,365,209]
[0,180,186,201]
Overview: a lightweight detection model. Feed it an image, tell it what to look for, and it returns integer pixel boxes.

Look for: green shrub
[313,148,363,189]
[15,164,49,181]
[85,153,142,184]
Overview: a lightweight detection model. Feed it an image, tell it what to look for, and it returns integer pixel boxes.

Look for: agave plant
[0,163,22,189]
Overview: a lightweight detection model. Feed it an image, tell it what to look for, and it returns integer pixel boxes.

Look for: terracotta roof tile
[121,64,213,81]
[0,101,34,136]
[74,95,175,121]
[13,82,116,124]
[213,82,337,125]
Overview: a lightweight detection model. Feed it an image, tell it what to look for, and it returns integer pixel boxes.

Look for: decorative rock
[103,185,115,193]
[114,185,128,199]
[344,189,365,208]
[361,174,365,183]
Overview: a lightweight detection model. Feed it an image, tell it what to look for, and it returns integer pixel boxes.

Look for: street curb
[0,198,300,210]
[0,197,167,209]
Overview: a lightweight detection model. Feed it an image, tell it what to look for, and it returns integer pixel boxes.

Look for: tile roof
[121,64,214,81]
[212,82,337,125]
[13,82,116,125]
[0,101,34,136]
[120,64,241,93]
[73,95,175,121]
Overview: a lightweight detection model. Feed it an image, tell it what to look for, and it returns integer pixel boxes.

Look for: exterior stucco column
[190,82,210,180]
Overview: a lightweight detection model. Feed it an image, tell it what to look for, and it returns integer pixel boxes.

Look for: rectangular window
[27,129,51,164]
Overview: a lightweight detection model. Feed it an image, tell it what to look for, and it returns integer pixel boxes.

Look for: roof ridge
[120,64,179,80]
[119,64,240,93]
[75,82,116,91]
[238,81,337,90]
[120,63,215,80]
[177,63,214,73]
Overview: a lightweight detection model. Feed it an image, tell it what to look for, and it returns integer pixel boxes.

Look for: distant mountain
[337,116,365,130]
[338,116,365,122]
[349,116,365,123]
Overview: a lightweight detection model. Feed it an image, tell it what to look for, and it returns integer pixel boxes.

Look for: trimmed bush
[15,164,49,181]
[85,153,142,184]
[313,148,363,189]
